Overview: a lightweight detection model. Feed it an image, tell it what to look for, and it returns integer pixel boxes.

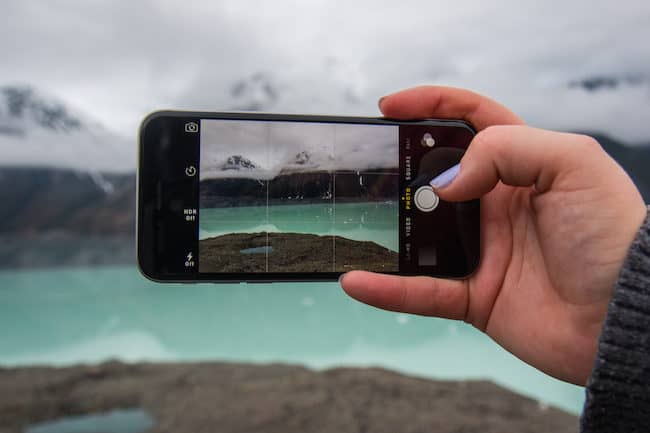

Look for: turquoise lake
[0,266,584,414]
[199,202,399,251]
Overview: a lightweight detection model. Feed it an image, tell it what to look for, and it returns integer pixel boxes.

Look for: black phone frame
[137,111,478,283]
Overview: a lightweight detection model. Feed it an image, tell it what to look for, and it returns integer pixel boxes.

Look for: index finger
[379,86,525,130]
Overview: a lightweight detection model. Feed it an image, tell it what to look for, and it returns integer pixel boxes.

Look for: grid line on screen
[332,124,336,272]
[198,119,400,274]
[265,122,270,273]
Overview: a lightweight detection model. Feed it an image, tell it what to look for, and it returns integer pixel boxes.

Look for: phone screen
[138,113,479,281]
[199,119,401,274]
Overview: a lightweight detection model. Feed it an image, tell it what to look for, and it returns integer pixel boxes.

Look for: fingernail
[378,96,386,110]
[430,163,460,189]
[338,273,347,286]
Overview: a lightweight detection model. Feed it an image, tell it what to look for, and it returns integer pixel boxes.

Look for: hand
[340,86,647,385]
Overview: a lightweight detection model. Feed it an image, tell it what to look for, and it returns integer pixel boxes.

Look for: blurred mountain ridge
[0,86,83,134]
[0,83,649,268]
[568,74,648,92]
[0,85,133,172]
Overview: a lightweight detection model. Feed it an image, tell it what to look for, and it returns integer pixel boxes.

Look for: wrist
[582,205,650,430]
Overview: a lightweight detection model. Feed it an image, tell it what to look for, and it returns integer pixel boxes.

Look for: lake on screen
[199,202,399,252]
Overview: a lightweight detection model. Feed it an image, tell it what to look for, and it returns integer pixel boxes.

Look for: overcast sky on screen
[2,0,649,143]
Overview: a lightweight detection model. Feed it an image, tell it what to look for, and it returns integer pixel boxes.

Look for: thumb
[430,125,604,201]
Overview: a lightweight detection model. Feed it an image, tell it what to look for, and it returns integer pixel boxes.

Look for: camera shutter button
[414,186,439,212]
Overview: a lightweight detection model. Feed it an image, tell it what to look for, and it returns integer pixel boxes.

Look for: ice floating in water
[24,409,154,433]
[240,246,273,254]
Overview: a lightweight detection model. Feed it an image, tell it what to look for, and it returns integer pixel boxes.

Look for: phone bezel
[137,111,478,283]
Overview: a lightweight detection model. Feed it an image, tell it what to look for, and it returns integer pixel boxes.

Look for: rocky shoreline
[0,361,578,433]
[199,232,398,273]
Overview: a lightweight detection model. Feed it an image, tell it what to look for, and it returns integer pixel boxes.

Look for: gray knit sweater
[581,206,650,432]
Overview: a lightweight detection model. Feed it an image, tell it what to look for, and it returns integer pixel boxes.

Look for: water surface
[0,266,584,414]
[199,202,398,251]
[24,409,154,433]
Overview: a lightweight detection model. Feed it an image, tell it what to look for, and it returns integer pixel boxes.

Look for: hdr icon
[184,208,197,222]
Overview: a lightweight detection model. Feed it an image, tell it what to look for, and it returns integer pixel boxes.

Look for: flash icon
[185,252,195,268]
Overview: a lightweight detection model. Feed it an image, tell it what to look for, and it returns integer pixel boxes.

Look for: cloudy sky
[200,120,397,179]
[2,0,650,144]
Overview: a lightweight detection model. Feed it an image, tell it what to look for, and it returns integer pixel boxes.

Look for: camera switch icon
[421,133,435,148]
[185,122,199,133]
[185,165,197,177]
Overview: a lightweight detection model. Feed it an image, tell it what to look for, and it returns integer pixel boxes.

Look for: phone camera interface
[198,120,399,274]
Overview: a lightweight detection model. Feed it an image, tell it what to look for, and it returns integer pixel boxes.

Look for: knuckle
[568,134,607,163]
[574,134,603,152]
[396,276,410,312]
[471,125,514,162]
[473,125,511,151]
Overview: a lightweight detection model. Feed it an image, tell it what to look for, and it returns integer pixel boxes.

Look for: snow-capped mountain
[293,151,311,165]
[0,85,133,172]
[222,155,258,171]
[199,120,399,180]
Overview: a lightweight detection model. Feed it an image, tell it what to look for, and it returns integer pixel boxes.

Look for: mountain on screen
[222,155,258,170]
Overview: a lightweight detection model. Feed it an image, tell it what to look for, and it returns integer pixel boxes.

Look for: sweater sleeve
[581,206,650,432]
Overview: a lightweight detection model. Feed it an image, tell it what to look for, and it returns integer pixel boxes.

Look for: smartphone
[137,112,480,282]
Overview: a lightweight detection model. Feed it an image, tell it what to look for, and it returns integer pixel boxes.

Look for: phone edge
[135,110,478,283]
